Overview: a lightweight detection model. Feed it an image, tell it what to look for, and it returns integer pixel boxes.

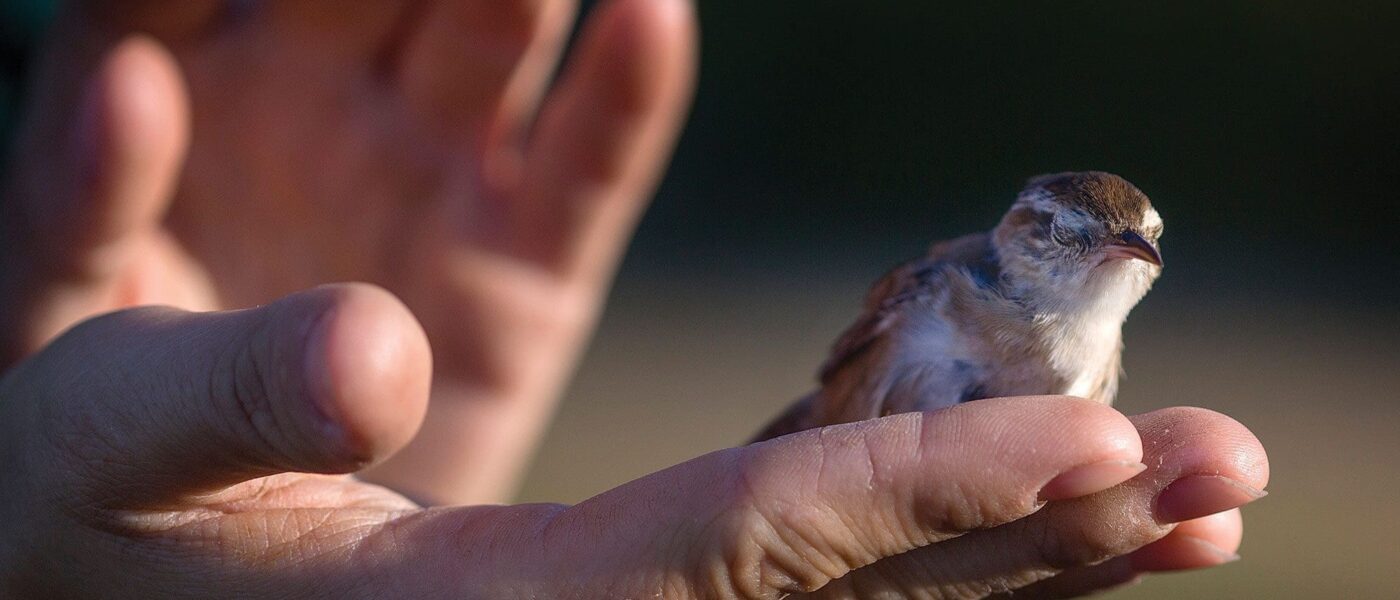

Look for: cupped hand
[0,0,696,505]
[0,284,1268,598]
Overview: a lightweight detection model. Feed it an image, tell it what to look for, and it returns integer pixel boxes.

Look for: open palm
[1,0,696,504]
[0,285,1267,598]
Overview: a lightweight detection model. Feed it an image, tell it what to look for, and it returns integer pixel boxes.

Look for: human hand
[0,0,696,505]
[0,286,1268,598]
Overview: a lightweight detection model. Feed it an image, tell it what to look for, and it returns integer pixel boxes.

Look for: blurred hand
[0,286,1269,598]
[0,0,696,505]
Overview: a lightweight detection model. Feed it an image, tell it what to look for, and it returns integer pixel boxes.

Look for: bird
[753,171,1164,441]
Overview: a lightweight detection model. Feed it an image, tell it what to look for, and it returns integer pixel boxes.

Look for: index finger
[343,396,1143,598]
[558,396,1142,597]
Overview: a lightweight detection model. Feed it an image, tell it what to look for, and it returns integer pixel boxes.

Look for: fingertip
[1131,406,1270,494]
[861,409,1259,598]
[73,35,189,254]
[544,0,698,168]
[23,287,431,505]
[513,0,699,276]
[301,284,432,470]
[99,35,190,165]
[642,0,701,70]
[1129,509,1245,572]
[587,0,698,113]
[1172,508,1245,554]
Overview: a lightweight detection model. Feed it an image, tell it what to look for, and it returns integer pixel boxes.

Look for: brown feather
[752,171,1159,442]
[754,234,1000,440]
[819,233,994,385]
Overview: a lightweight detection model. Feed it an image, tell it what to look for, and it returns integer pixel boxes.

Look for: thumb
[7,284,431,509]
[1,35,191,364]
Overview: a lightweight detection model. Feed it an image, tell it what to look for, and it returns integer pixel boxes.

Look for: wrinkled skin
[0,1,1269,597]
[0,285,1267,597]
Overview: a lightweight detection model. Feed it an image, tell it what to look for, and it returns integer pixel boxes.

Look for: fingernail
[1154,475,1267,524]
[1130,534,1241,572]
[1038,460,1148,502]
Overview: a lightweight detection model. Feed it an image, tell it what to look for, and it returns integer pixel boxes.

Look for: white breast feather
[1041,261,1152,397]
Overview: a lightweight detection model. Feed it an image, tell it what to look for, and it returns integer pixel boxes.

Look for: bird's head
[992,171,1163,308]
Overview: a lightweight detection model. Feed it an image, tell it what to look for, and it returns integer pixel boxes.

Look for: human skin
[0,0,696,506]
[0,1,1269,596]
[0,283,1267,598]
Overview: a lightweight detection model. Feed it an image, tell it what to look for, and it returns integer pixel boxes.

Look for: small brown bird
[755,172,1164,441]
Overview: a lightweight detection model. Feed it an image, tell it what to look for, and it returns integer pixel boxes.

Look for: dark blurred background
[5,1,1399,597]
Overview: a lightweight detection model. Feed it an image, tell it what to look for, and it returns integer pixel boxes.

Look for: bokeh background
[5,1,1399,597]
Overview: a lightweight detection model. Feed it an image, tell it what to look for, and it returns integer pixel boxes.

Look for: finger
[373,397,1143,598]
[822,407,1268,599]
[0,36,191,365]
[1130,508,1244,571]
[6,35,187,281]
[12,283,431,508]
[508,0,697,282]
[991,510,1244,600]
[395,0,578,158]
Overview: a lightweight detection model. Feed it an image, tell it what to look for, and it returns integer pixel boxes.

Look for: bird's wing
[818,233,994,386]
[749,234,997,442]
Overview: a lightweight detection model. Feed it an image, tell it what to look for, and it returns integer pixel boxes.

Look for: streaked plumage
[755,172,1164,441]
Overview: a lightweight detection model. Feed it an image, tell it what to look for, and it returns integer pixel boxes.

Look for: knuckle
[706,508,833,599]
[929,479,1024,534]
[15,308,173,497]
[1138,406,1267,479]
[694,449,846,598]
[211,326,288,463]
[913,413,1036,534]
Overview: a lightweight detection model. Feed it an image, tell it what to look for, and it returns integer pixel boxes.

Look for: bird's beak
[1106,231,1163,266]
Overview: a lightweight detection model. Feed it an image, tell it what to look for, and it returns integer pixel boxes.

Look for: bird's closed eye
[1050,221,1093,248]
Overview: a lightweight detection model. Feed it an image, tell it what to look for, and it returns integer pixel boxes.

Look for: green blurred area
[4,1,1399,597]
